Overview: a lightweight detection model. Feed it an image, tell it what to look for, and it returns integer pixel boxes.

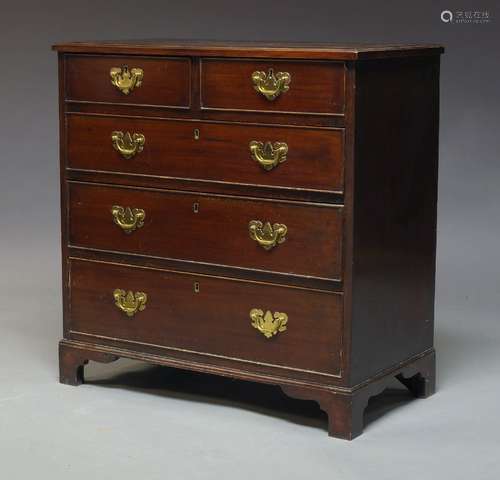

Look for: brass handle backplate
[110,66,144,94]
[249,141,288,171]
[251,68,291,101]
[111,205,145,233]
[113,289,147,317]
[111,131,145,159]
[249,220,287,251]
[250,309,288,338]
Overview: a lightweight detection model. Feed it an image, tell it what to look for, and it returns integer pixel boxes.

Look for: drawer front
[201,59,345,115]
[69,183,343,280]
[67,115,344,193]
[69,259,343,376]
[65,55,191,108]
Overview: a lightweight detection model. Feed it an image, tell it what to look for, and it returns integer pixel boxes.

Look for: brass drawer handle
[252,68,291,101]
[249,141,288,171]
[111,131,145,159]
[111,205,145,233]
[113,289,147,317]
[250,309,288,338]
[249,220,287,251]
[110,65,143,94]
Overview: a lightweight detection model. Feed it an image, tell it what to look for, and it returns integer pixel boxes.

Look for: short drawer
[67,115,344,193]
[68,182,343,280]
[69,258,343,376]
[65,55,191,108]
[201,59,345,115]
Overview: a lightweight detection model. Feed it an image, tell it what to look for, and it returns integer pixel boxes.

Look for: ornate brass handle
[110,66,144,94]
[251,68,291,101]
[113,289,147,317]
[111,131,145,159]
[250,309,288,338]
[249,220,287,251]
[249,141,288,171]
[111,205,145,234]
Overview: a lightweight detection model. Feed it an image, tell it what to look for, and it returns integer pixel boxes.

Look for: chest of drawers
[54,40,443,439]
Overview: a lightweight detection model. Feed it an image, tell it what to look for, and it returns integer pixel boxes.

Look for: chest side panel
[349,56,440,385]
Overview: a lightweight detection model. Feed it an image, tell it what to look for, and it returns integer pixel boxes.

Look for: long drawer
[65,55,191,108]
[67,114,344,193]
[68,182,343,280]
[68,258,344,375]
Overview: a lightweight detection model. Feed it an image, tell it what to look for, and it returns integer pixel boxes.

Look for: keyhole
[194,128,200,140]
[193,202,199,213]
[194,282,200,293]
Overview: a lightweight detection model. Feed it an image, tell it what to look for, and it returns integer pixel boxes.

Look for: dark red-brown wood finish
[54,40,443,440]
[200,59,345,114]
[66,55,191,107]
[69,258,344,377]
[68,182,343,280]
[66,114,345,194]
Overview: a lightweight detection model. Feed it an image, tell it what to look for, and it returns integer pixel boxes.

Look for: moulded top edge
[52,40,445,60]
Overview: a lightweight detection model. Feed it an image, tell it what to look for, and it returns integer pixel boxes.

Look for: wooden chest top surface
[53,39,444,59]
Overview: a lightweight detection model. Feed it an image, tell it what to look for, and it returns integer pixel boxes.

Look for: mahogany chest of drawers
[54,40,443,439]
